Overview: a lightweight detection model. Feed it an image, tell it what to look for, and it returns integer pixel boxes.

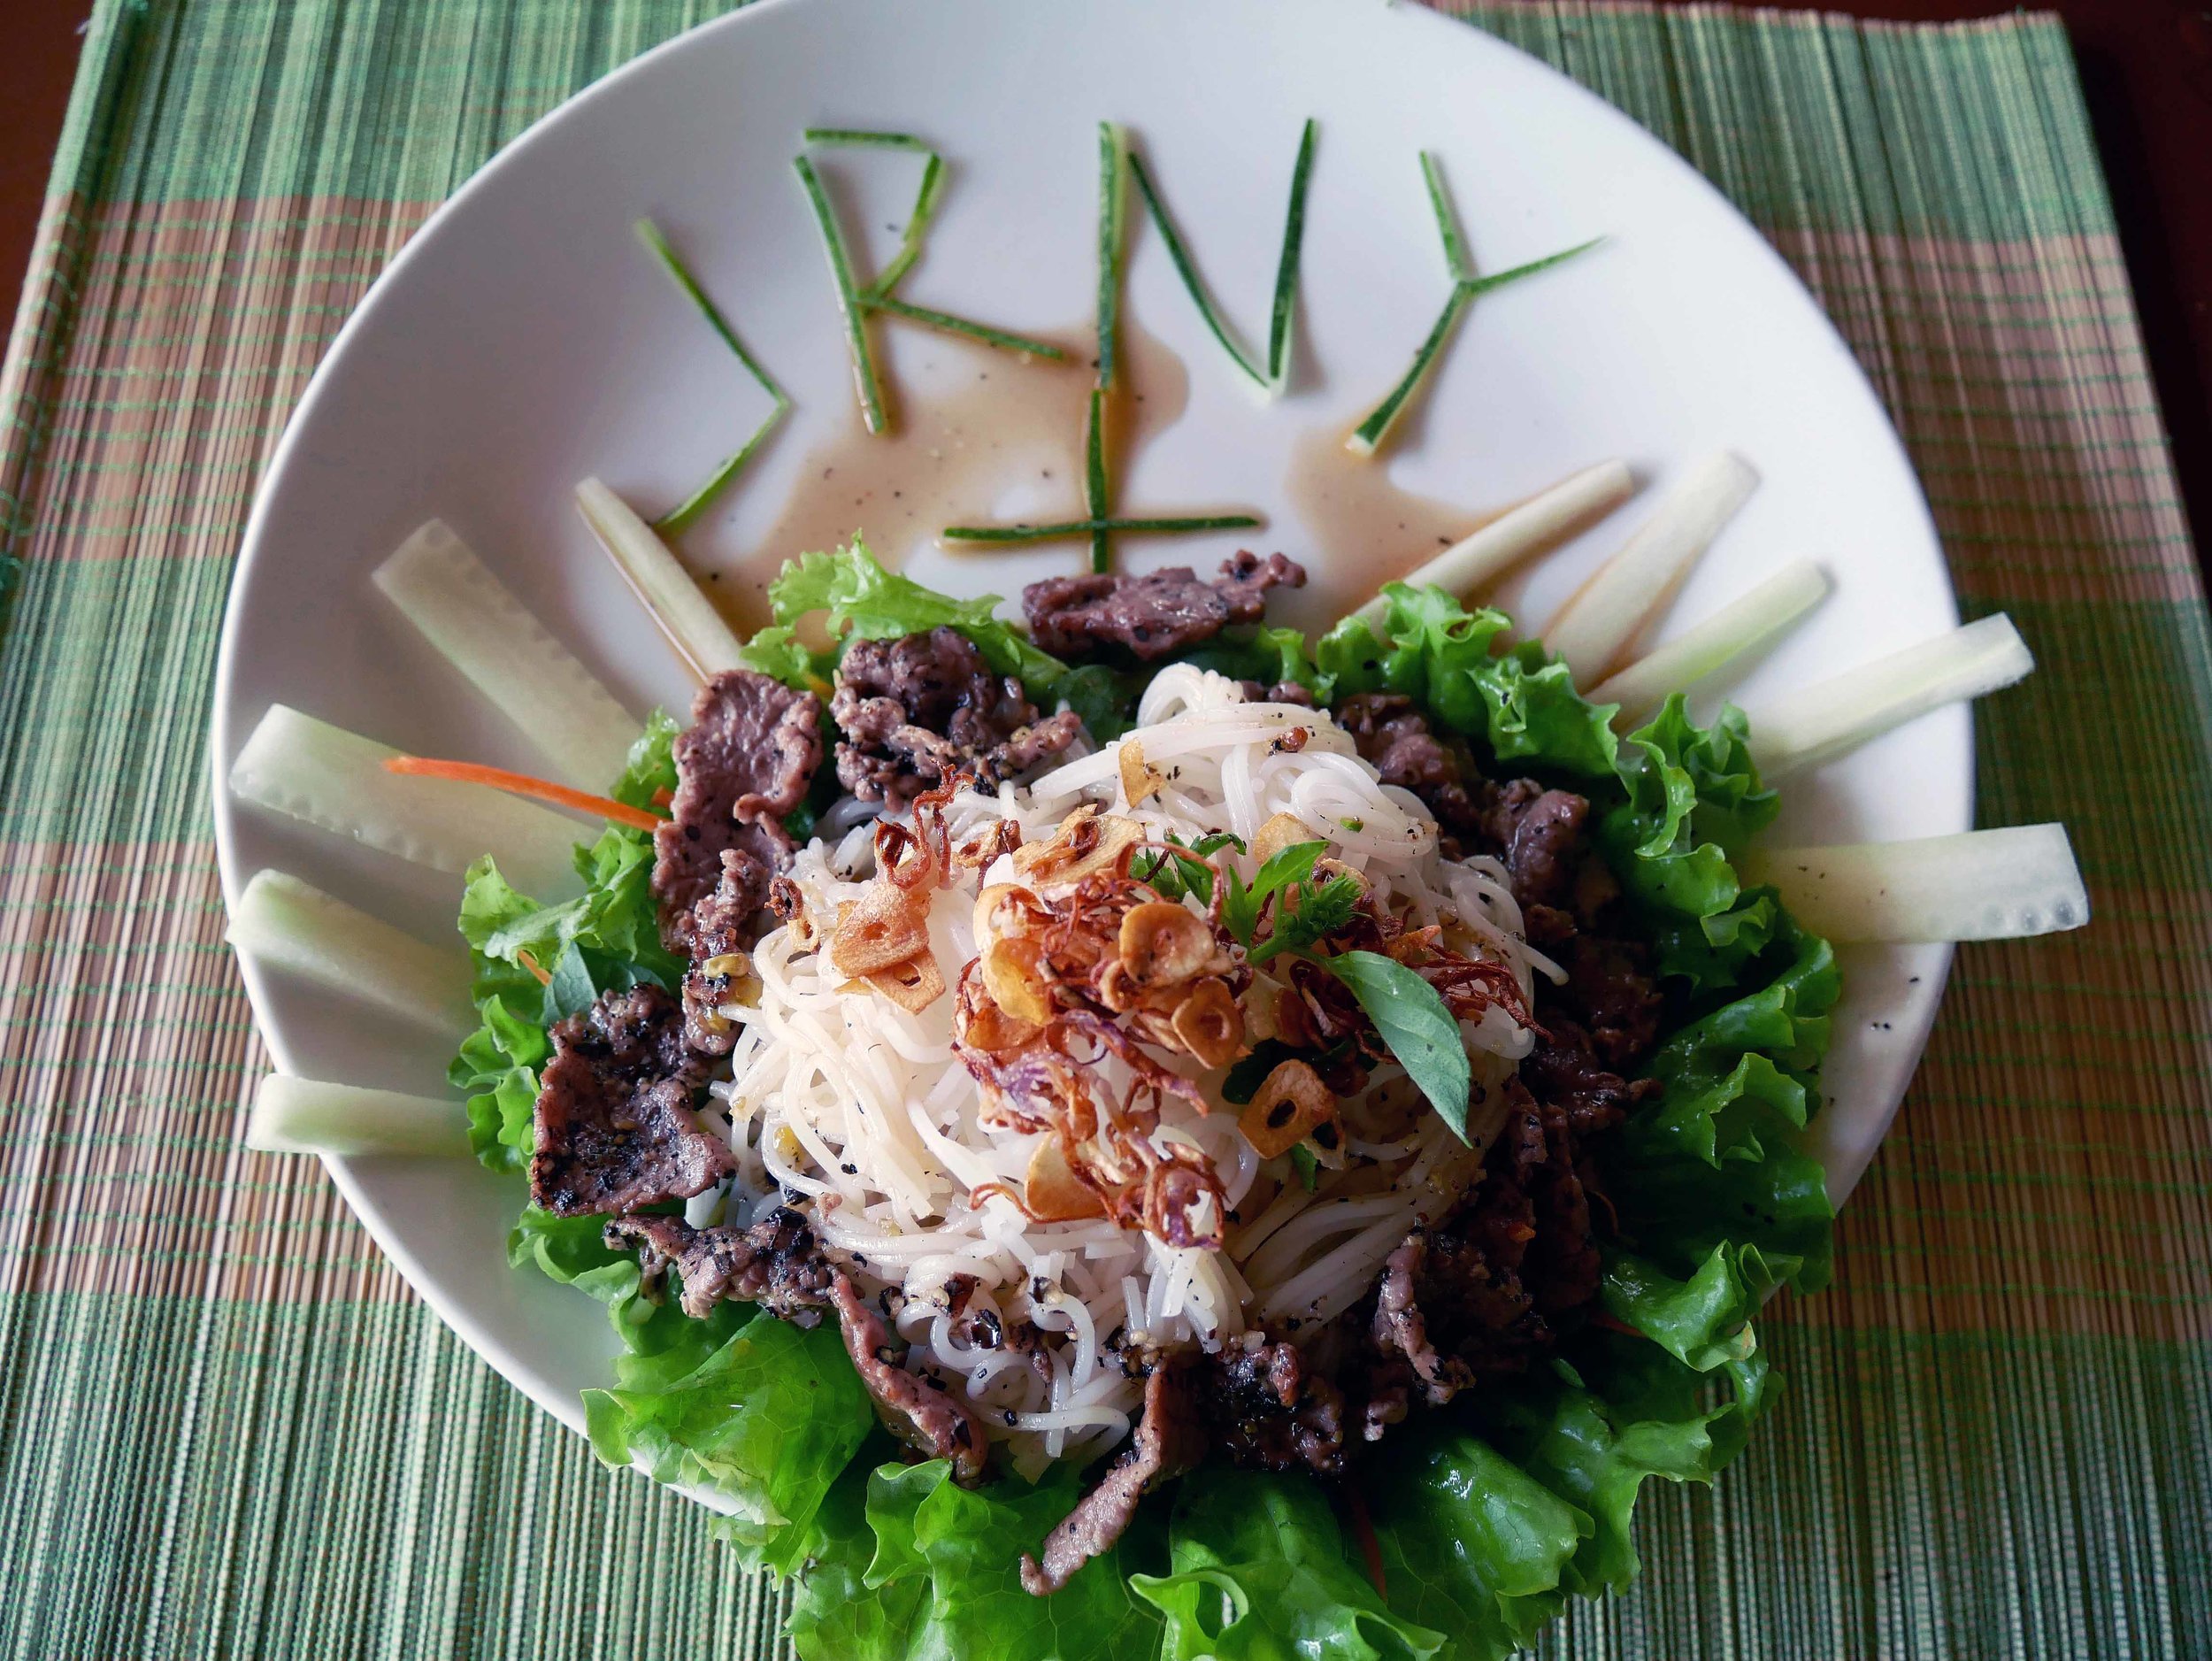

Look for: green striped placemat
[1,3,2205,1656]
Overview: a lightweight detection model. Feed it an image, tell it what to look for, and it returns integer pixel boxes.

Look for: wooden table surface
[3,1,2206,572]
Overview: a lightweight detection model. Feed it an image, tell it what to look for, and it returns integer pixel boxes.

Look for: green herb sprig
[794,128,1067,436]
[634,219,791,534]
[1136,832,1478,1143]
[1348,152,1601,457]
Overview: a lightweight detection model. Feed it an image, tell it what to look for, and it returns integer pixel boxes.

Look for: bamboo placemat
[1,3,2205,1656]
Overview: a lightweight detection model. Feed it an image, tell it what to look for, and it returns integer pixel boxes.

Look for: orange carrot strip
[381,755,664,833]
[516,948,553,987]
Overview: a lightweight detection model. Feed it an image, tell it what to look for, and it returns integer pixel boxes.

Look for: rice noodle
[704,672,1540,1471]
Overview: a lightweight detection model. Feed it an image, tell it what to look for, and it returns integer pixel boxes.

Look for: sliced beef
[1200,1336,1346,1475]
[1522,1020,1659,1129]
[1023,552,1305,663]
[1556,936,1664,1069]
[830,627,1081,808]
[530,986,733,1216]
[677,850,759,1056]
[1235,679,1317,708]
[1020,1363,1199,1596]
[1478,781,1589,909]
[1334,692,1483,835]
[654,669,823,951]
[830,1273,988,1483]
[1353,1060,1637,1438]
[603,1208,836,1322]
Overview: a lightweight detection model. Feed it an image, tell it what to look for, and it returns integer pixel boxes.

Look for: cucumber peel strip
[1094,121,1131,396]
[1348,152,1601,456]
[796,129,1066,435]
[634,218,792,534]
[942,119,1270,569]
[941,514,1262,546]
[247,1073,470,1158]
[1125,119,1317,395]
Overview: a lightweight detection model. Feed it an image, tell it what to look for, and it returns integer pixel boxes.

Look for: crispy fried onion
[822,773,984,1012]
[955,804,1253,1248]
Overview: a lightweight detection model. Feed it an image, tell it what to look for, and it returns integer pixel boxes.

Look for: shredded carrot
[1344,1486,1386,1601]
[1592,1309,1642,1337]
[649,786,675,809]
[381,755,664,833]
[516,949,552,988]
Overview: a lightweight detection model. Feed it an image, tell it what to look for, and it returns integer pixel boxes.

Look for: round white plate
[212,0,1962,1453]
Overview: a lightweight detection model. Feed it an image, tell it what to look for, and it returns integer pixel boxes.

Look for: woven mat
[1,3,2206,1656]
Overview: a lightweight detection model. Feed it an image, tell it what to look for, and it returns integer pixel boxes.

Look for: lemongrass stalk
[246,1074,469,1157]
[1347,459,1634,627]
[1589,558,1829,720]
[1740,825,2087,943]
[227,869,474,1039]
[574,477,745,681]
[227,706,582,897]
[1542,450,1759,685]
[1744,612,2033,779]
[372,519,641,788]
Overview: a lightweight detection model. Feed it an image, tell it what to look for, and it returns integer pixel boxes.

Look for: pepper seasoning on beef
[829,627,1080,808]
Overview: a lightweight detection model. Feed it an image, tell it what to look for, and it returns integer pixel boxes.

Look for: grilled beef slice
[830,627,1081,808]
[652,669,822,950]
[1020,1363,1199,1596]
[602,1208,835,1322]
[830,1273,989,1482]
[529,986,733,1216]
[1022,552,1305,662]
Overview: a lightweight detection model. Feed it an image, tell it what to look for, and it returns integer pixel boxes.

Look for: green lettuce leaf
[584,1306,874,1576]
[610,708,680,810]
[1651,888,1778,993]
[787,1462,930,1661]
[508,1203,641,1305]
[771,537,1067,696]
[1367,1421,1586,1655]
[1313,586,1616,778]
[809,1459,1164,1661]
[448,993,547,1170]
[1481,1336,1771,1596]
[1181,624,1333,702]
[1133,1466,1444,1661]
[1056,663,1144,742]
[737,624,838,693]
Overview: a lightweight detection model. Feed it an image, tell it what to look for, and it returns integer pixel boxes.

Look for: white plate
[212,0,1962,1457]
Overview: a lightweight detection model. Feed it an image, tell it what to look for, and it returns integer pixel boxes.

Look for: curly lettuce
[770,537,1068,696]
